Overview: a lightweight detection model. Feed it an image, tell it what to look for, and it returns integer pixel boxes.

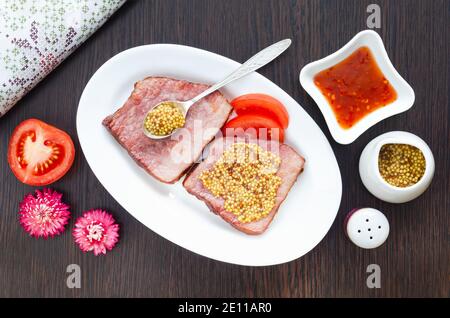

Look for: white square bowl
[299,30,415,144]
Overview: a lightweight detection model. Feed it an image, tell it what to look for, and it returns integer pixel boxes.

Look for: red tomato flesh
[7,118,75,186]
[230,93,290,129]
[223,114,285,143]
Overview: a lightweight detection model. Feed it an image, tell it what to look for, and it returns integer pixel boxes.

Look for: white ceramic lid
[345,208,389,249]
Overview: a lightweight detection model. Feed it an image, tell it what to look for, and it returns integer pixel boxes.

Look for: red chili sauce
[314,46,397,129]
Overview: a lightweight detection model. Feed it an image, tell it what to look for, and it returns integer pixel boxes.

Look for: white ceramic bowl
[359,131,435,203]
[299,30,415,144]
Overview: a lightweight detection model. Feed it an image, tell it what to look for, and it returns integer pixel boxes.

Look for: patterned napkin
[0,0,126,117]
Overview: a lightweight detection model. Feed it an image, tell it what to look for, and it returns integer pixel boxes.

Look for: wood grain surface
[0,0,448,297]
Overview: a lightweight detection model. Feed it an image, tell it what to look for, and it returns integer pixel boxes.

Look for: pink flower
[19,188,71,238]
[73,209,119,256]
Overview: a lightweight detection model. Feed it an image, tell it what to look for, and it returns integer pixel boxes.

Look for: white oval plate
[77,44,342,266]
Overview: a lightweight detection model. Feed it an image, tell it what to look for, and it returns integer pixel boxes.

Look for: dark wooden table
[0,0,448,298]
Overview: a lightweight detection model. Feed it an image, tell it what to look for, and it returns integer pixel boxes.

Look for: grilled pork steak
[103,77,233,183]
[183,137,305,235]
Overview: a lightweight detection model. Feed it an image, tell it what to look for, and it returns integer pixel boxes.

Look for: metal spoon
[143,39,292,139]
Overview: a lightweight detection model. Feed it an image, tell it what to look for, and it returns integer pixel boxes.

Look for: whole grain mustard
[144,102,185,136]
[199,143,282,223]
[378,143,426,188]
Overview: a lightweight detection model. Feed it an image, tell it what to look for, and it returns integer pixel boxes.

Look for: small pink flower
[19,188,70,238]
[73,209,119,256]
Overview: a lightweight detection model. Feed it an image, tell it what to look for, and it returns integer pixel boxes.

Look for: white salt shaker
[344,208,390,249]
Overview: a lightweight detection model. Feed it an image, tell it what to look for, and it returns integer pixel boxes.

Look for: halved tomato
[7,119,75,186]
[230,93,290,129]
[222,114,285,142]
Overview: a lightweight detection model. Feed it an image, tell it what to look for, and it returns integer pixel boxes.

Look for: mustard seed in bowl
[144,102,185,136]
[199,143,282,223]
[378,143,426,188]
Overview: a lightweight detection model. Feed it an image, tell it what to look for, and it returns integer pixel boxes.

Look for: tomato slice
[230,94,290,129]
[223,114,285,142]
[7,119,75,186]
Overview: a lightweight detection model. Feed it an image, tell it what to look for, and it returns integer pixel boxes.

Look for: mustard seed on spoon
[144,101,186,137]
[143,39,291,139]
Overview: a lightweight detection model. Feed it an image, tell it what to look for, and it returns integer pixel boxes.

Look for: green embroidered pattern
[0,0,125,116]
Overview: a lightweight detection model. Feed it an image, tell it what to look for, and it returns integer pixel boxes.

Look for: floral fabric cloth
[0,0,125,117]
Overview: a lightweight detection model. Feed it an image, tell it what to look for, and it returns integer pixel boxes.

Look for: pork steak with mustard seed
[103,77,233,183]
[183,137,305,235]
